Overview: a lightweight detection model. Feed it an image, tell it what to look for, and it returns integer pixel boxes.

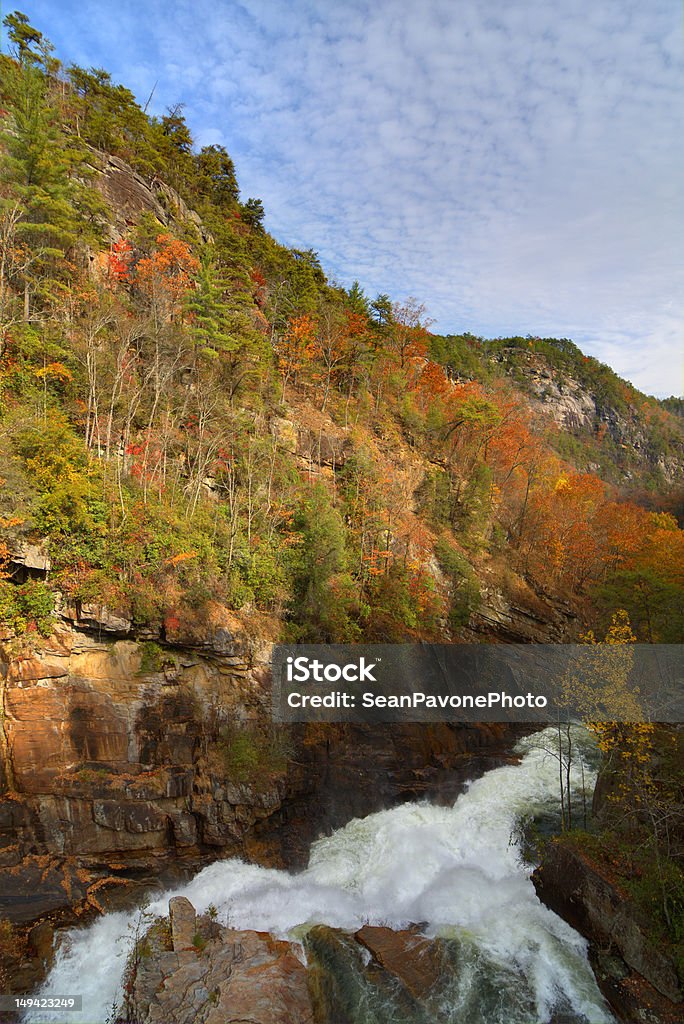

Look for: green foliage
[596,568,684,643]
[0,578,54,636]
[239,197,265,230]
[138,641,165,674]
[187,254,237,359]
[434,537,481,628]
[0,32,104,315]
[14,420,105,537]
[194,145,240,207]
[429,332,487,380]
[288,484,358,641]
[415,469,453,528]
[4,10,50,65]
[217,723,292,783]
[458,463,493,548]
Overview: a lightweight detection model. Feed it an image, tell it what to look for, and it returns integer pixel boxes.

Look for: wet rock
[93,799,125,831]
[533,842,683,1020]
[304,924,433,1024]
[355,925,444,998]
[0,856,88,922]
[27,921,54,965]
[169,811,197,848]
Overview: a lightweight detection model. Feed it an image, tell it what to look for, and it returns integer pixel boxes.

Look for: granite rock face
[502,348,684,483]
[86,149,211,245]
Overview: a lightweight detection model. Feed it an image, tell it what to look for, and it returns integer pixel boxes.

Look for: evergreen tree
[195,145,240,207]
[187,254,236,360]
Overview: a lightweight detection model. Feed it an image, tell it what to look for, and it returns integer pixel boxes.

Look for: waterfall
[28,727,612,1023]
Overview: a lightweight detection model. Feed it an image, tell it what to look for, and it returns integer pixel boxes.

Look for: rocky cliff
[0,607,531,995]
[0,610,289,923]
[533,843,683,1024]
[499,347,684,484]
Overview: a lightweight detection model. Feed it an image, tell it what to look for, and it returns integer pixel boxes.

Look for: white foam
[28,727,613,1023]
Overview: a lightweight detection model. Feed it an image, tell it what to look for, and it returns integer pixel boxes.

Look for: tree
[3,10,50,65]
[0,24,98,318]
[187,254,235,360]
[276,313,317,390]
[135,233,199,324]
[195,145,239,207]
[160,104,193,154]
[346,280,370,317]
[240,198,265,230]
[289,483,358,640]
[389,297,432,368]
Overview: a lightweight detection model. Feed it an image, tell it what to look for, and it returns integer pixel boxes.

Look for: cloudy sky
[9,1,683,396]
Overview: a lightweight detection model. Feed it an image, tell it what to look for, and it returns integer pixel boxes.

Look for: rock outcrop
[533,842,683,1024]
[86,149,212,245]
[122,904,469,1024]
[502,348,684,483]
[0,613,294,925]
[122,898,313,1024]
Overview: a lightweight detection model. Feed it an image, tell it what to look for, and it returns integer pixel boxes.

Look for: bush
[138,641,165,674]
[0,579,54,636]
[434,537,481,628]
[217,723,292,783]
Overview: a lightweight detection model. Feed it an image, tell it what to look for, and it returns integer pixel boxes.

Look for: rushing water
[28,728,613,1024]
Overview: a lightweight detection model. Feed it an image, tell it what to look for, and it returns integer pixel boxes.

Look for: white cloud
[20,0,684,396]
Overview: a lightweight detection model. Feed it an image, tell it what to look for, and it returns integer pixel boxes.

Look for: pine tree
[1,12,102,316]
[187,255,237,360]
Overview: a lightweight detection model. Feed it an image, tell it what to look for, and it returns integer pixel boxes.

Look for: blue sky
[7,0,683,397]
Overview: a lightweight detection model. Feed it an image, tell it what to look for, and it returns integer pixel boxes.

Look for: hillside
[0,12,683,1022]
[0,15,682,653]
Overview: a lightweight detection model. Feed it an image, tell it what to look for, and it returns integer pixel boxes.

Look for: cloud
[19,0,684,396]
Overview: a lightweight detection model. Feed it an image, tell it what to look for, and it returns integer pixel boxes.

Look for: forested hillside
[0,13,682,1018]
[1,8,683,652]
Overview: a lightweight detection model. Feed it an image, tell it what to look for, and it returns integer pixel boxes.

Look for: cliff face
[501,348,684,484]
[0,612,292,924]
[86,147,211,245]
[533,843,683,1024]
[0,608,530,937]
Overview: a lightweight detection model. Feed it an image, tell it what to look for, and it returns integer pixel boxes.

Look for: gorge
[0,10,682,1023]
[29,729,613,1024]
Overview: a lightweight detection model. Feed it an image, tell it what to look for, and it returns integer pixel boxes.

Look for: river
[28,727,613,1023]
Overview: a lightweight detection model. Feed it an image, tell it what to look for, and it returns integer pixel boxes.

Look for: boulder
[125,901,314,1024]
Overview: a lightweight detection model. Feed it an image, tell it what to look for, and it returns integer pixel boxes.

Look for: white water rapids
[28,728,613,1023]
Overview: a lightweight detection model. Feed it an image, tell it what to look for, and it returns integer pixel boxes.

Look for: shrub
[0,579,54,636]
[434,537,481,628]
[217,723,292,783]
